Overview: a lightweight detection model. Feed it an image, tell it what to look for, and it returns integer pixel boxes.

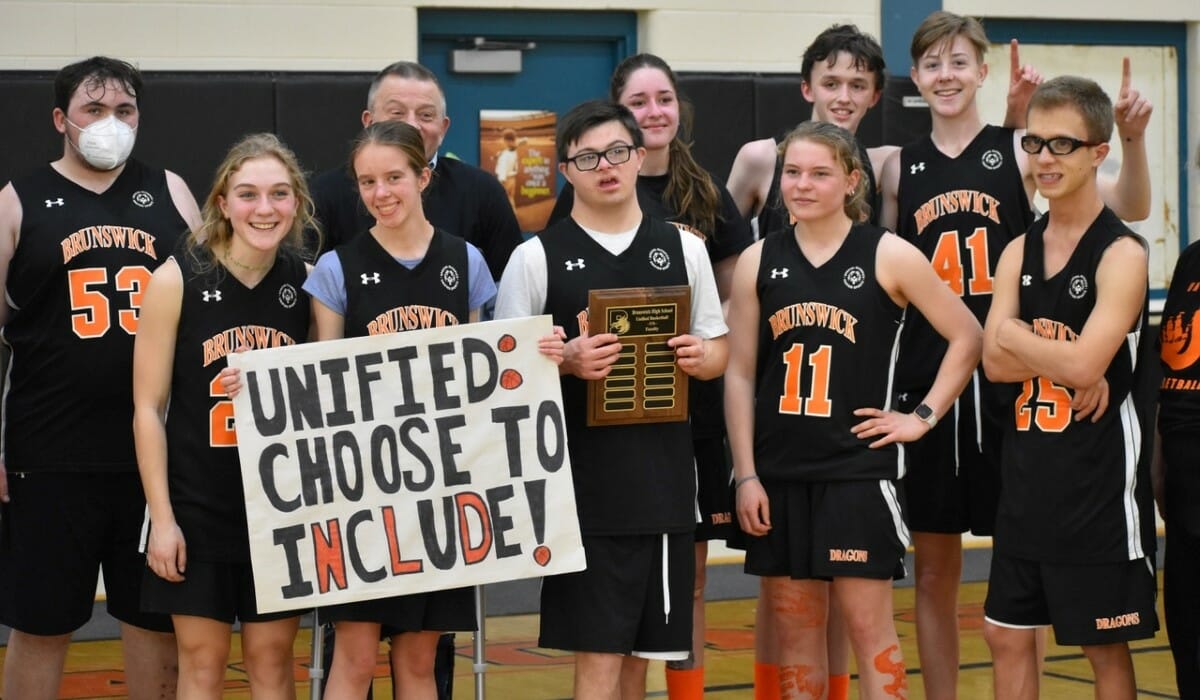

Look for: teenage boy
[877,12,1152,698]
[0,56,201,699]
[981,75,1157,699]
[495,100,728,700]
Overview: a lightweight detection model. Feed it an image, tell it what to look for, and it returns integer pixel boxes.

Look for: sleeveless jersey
[994,207,1155,564]
[3,161,187,472]
[760,138,878,238]
[753,223,904,481]
[539,216,695,535]
[337,228,470,338]
[894,125,1032,393]
[166,249,310,561]
[1158,239,1200,436]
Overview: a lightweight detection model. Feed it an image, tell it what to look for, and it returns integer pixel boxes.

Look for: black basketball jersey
[894,125,1033,393]
[760,138,879,238]
[539,216,695,535]
[3,161,187,472]
[337,228,470,338]
[753,224,904,481]
[166,249,310,561]
[994,208,1155,564]
[1159,239,1200,436]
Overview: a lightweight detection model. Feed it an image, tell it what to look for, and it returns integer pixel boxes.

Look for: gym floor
[0,545,1180,699]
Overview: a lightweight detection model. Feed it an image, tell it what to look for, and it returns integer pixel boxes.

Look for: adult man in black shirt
[309,61,522,282]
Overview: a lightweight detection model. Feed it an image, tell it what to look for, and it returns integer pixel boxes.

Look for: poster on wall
[227,315,586,613]
[480,110,557,233]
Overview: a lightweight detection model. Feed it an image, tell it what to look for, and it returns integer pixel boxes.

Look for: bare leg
[755,580,781,699]
[120,623,178,700]
[171,615,231,700]
[1,630,71,700]
[389,630,442,700]
[834,577,907,700]
[826,594,851,699]
[575,651,624,700]
[983,621,1039,700]
[666,541,708,698]
[241,617,301,700]
[619,654,650,699]
[1082,643,1136,700]
[764,576,828,700]
[912,531,963,700]
[325,621,384,698]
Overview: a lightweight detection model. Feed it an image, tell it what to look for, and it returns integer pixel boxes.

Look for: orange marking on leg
[872,644,908,699]
[779,664,826,699]
[770,586,826,628]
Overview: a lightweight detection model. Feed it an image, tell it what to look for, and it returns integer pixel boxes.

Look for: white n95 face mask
[67,115,137,170]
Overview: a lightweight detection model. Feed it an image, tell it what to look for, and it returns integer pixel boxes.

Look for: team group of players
[0,7,1194,700]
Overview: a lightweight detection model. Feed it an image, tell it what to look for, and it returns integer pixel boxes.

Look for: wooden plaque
[587,285,691,426]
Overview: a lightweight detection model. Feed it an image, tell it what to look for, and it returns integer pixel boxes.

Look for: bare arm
[994,236,1147,389]
[133,259,186,582]
[878,148,902,231]
[0,183,22,329]
[722,241,770,534]
[982,236,1036,383]
[712,255,737,303]
[165,170,202,232]
[313,298,347,341]
[1097,57,1153,222]
[0,182,17,501]
[854,235,982,446]
[726,138,777,218]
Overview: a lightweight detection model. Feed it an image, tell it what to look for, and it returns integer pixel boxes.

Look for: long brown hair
[610,53,722,238]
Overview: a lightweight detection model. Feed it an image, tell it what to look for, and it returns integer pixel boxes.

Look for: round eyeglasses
[565,144,633,171]
[1020,134,1104,156]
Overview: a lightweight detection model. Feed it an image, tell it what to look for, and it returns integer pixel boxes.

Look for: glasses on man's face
[565,144,633,171]
[1019,134,1103,156]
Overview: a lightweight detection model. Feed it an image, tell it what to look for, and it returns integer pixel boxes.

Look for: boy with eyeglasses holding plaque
[495,100,728,700]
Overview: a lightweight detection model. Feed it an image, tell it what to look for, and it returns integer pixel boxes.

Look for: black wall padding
[1,70,929,200]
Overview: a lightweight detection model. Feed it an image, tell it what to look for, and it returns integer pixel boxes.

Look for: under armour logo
[564,259,585,271]
[1021,274,1032,287]
[770,268,789,279]
[45,198,63,207]
[202,290,222,302]
[361,273,380,285]
[898,393,909,403]
[910,162,926,174]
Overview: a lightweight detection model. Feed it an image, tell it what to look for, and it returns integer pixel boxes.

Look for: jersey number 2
[209,374,237,447]
[778,343,832,417]
[1014,377,1071,432]
[932,227,992,296]
[67,266,152,339]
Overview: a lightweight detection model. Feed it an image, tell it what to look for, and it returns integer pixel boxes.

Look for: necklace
[223,247,273,273]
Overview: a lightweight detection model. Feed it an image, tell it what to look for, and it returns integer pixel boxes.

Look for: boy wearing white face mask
[0,56,201,700]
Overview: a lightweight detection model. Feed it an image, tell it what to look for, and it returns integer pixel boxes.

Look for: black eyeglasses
[565,144,633,171]
[1020,134,1103,156]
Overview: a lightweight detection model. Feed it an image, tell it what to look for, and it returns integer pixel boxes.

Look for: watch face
[915,404,933,420]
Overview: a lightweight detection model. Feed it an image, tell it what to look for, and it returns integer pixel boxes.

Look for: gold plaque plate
[587,285,691,426]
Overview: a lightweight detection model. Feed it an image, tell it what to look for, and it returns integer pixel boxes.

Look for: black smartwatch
[914,403,938,429]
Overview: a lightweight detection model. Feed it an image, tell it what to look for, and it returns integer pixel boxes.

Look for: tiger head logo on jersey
[1161,310,1200,372]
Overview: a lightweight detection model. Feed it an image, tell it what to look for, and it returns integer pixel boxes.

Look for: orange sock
[665,666,705,699]
[755,662,781,700]
[828,673,850,700]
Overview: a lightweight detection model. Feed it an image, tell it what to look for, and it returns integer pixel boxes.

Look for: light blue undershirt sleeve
[302,250,347,315]
[466,243,498,311]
